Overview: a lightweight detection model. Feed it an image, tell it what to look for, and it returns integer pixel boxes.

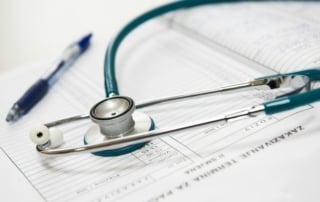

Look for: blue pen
[6,33,92,123]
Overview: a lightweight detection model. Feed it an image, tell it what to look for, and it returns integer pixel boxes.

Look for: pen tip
[86,33,93,39]
[83,33,93,42]
[78,33,93,51]
[5,114,14,123]
[6,105,21,123]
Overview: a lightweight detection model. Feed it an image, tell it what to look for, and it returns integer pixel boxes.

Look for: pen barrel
[16,79,49,114]
[264,88,320,115]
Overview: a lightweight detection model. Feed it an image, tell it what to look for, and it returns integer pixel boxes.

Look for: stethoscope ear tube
[32,70,320,156]
[103,0,242,96]
[264,88,320,115]
[36,104,266,156]
[35,84,320,156]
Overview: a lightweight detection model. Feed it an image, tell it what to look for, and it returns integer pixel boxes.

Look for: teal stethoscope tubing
[104,0,245,96]
[32,0,320,157]
[104,0,320,114]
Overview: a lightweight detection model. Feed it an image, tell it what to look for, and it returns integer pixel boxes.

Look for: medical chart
[1,2,320,202]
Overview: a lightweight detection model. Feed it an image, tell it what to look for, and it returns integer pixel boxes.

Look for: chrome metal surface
[84,111,153,149]
[136,81,253,108]
[263,74,310,95]
[91,97,132,119]
[42,75,310,128]
[136,75,310,108]
[37,105,265,156]
[90,96,135,137]
[45,114,89,128]
[37,73,311,156]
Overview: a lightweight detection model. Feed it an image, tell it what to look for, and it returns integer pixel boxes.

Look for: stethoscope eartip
[30,125,64,148]
[48,127,64,148]
[30,125,50,145]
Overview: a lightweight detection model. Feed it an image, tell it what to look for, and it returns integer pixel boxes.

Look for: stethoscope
[29,0,320,156]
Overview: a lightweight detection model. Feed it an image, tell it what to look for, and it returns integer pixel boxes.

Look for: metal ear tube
[29,71,320,157]
[33,104,267,156]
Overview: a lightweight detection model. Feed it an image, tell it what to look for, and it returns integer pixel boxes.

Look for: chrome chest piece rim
[84,96,155,156]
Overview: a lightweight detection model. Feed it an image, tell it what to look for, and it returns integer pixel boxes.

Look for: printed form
[1,2,320,202]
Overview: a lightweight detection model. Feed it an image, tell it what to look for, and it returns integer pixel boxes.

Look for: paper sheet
[1,2,320,202]
[171,1,320,73]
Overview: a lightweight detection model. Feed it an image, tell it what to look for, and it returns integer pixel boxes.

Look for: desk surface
[0,0,170,74]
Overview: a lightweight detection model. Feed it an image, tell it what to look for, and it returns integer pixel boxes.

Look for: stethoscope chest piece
[84,96,155,156]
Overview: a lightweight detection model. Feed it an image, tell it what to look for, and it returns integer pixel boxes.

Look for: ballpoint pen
[5,33,93,123]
